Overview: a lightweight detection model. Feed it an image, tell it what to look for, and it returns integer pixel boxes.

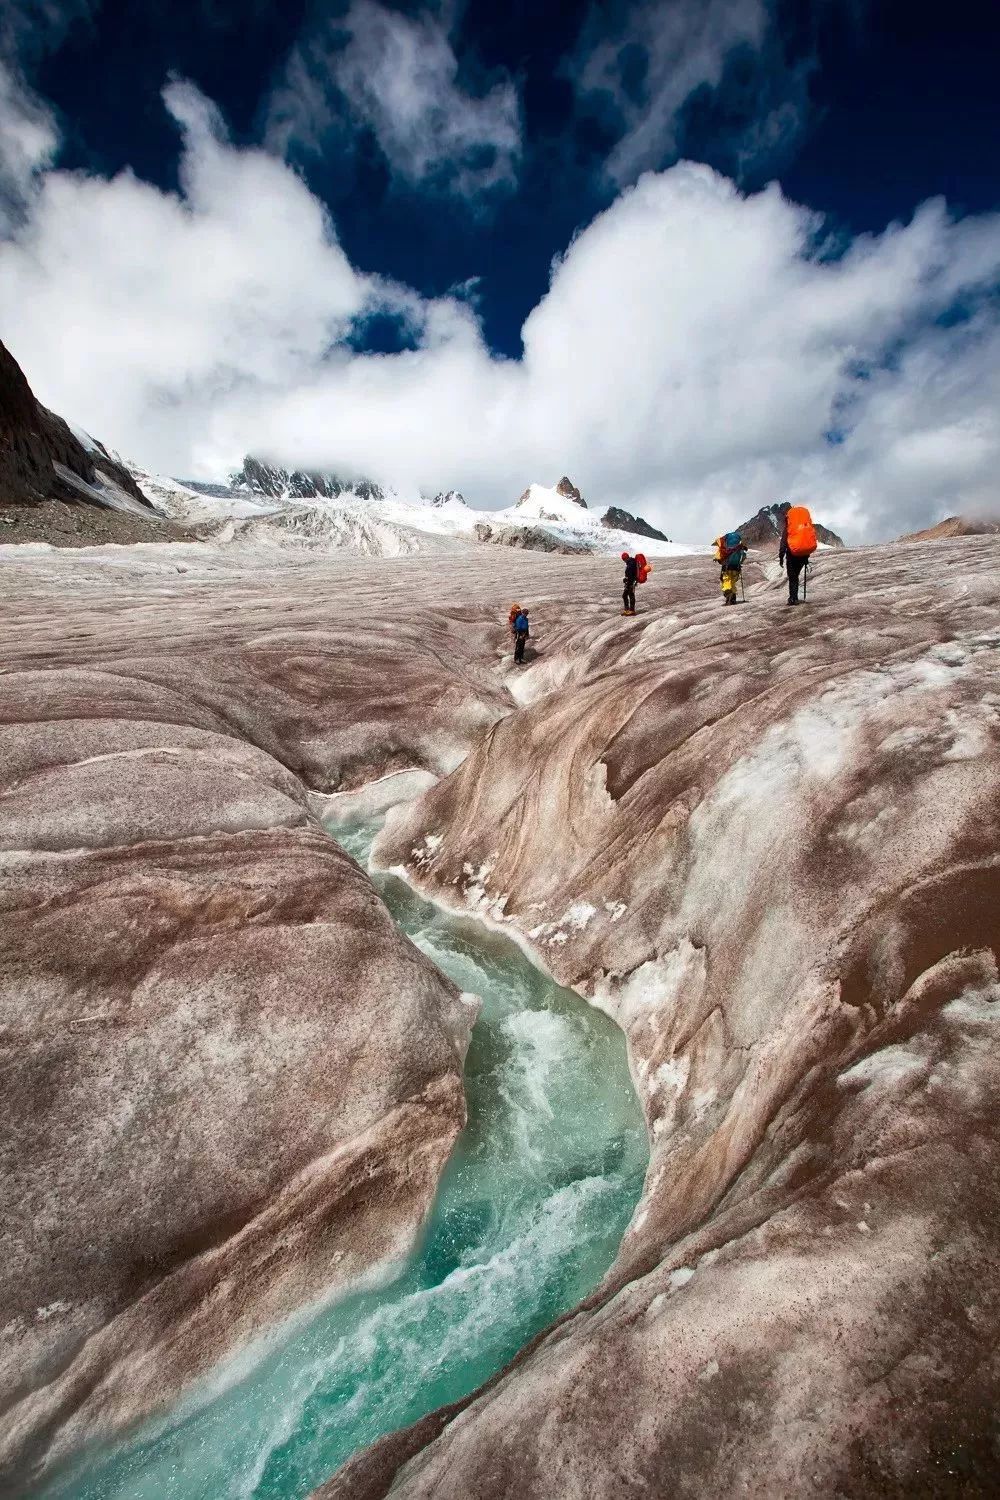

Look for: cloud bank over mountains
[2,72,1000,541]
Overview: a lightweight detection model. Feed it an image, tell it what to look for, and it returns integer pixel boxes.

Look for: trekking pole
[740,569,746,603]
[803,560,808,601]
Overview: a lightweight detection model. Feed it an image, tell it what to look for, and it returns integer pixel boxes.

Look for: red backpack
[636,553,652,584]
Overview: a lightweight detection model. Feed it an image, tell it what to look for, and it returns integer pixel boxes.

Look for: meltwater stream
[45,820,647,1500]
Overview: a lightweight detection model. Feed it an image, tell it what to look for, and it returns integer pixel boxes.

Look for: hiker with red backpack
[621,552,651,615]
[778,505,818,605]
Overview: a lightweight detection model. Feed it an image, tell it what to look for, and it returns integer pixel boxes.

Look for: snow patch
[35,1300,72,1321]
[563,901,597,931]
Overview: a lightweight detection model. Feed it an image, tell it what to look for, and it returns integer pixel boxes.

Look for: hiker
[512,607,530,663]
[778,505,818,605]
[621,552,638,615]
[713,531,747,605]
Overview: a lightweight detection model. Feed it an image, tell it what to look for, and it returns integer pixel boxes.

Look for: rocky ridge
[472,519,590,553]
[0,339,152,515]
[229,455,385,504]
[601,505,670,542]
[898,514,1000,542]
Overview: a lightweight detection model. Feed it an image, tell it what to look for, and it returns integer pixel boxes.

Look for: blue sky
[2,0,1000,538]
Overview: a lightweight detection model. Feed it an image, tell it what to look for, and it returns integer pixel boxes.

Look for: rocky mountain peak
[229,455,384,504]
[432,490,466,507]
[555,476,587,507]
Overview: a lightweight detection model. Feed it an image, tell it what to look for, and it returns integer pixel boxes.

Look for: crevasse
[43,818,647,1500]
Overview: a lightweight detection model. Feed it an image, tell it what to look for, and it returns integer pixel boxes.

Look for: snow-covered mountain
[486,482,685,557]
[132,465,696,559]
[129,467,274,524]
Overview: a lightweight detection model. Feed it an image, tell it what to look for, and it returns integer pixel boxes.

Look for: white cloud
[573,0,770,185]
[2,81,1000,542]
[266,0,522,197]
[0,1,95,228]
[0,60,60,226]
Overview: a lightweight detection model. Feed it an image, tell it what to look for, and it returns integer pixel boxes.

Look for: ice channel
[43,819,648,1500]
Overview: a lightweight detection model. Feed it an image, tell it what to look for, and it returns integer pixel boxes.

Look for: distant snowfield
[130,469,702,560]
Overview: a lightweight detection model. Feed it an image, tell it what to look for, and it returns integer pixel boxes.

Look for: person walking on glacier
[512,607,530,664]
[778,505,818,605]
[713,530,747,605]
[621,552,638,615]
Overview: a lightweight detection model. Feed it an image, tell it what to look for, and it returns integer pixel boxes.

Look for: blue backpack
[514,612,529,634]
[721,531,746,568]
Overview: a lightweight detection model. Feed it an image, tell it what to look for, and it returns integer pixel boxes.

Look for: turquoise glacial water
[43,820,647,1500]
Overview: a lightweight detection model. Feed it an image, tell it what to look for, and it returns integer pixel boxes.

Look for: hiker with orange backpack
[778,505,818,605]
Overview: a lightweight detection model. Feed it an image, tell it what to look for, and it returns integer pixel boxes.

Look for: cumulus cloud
[266,0,522,197]
[2,81,1000,541]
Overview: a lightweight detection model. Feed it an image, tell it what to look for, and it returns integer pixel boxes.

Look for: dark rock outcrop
[736,501,843,548]
[0,339,151,512]
[473,520,589,553]
[229,456,385,503]
[432,491,466,507]
[601,506,669,542]
[555,476,586,507]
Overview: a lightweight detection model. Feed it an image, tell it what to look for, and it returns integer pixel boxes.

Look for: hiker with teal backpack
[713,531,747,605]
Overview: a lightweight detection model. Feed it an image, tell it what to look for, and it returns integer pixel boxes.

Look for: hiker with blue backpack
[511,607,530,663]
[713,531,747,605]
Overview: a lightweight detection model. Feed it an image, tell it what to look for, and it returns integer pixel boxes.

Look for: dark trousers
[623,581,635,612]
[514,631,527,662]
[786,554,806,603]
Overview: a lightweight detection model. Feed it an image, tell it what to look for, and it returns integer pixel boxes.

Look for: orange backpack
[785,506,817,557]
[636,552,652,584]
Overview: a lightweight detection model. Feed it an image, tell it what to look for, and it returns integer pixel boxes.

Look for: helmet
[621,551,630,560]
